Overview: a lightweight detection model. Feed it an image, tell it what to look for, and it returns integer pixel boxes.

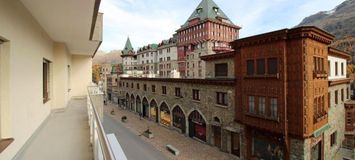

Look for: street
[102,112,168,160]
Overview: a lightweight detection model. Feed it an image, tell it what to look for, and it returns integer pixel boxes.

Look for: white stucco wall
[0,1,95,159]
[71,55,92,97]
[53,43,72,110]
[328,55,347,80]
[0,0,53,159]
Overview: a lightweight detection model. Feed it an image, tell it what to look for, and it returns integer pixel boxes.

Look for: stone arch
[188,110,207,142]
[125,93,130,109]
[142,97,149,118]
[159,102,171,126]
[172,105,186,133]
[130,94,135,111]
[149,99,158,123]
[136,95,142,114]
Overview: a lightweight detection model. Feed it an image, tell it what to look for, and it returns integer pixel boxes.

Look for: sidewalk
[104,102,237,160]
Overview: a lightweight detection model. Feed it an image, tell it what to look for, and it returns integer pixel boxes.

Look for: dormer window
[196,8,202,14]
[213,7,219,13]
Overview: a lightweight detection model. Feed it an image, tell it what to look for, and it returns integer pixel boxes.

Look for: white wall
[0,1,94,159]
[53,43,72,110]
[0,0,53,159]
[71,55,92,97]
[328,55,347,80]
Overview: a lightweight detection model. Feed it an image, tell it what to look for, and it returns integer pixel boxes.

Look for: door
[213,126,221,148]
[189,120,194,138]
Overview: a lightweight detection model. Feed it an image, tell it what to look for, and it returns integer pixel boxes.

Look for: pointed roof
[183,0,233,27]
[122,37,134,55]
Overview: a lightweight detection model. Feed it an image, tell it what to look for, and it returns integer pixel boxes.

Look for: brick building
[176,0,240,78]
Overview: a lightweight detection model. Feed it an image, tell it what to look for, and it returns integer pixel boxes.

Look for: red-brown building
[176,0,240,78]
[231,26,344,160]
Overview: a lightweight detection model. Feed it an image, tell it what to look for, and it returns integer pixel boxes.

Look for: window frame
[248,96,255,113]
[215,63,228,77]
[216,92,228,106]
[43,59,51,103]
[192,89,200,101]
[256,59,265,75]
[162,86,167,95]
[246,60,254,76]
[270,98,278,119]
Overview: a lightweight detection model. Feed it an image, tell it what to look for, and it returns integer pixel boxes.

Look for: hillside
[93,50,122,65]
[297,0,355,56]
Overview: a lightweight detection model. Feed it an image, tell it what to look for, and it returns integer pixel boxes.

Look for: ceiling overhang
[20,0,102,56]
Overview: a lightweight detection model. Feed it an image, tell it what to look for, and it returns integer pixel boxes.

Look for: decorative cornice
[120,77,236,86]
[200,51,235,61]
[231,26,335,48]
[329,78,351,86]
[329,47,351,60]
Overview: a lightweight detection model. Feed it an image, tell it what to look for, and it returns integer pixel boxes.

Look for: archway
[136,96,141,114]
[212,117,222,148]
[125,93,130,109]
[172,105,186,133]
[130,94,135,111]
[142,97,149,118]
[160,102,171,126]
[149,99,158,123]
[188,110,206,142]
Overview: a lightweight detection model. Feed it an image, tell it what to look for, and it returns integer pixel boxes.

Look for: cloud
[99,0,346,52]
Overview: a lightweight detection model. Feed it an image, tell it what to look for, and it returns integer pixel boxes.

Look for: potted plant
[121,116,127,122]
[143,128,154,138]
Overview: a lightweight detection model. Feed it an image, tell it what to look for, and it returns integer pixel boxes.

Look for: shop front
[251,130,284,160]
[150,100,158,122]
[188,110,207,142]
[172,106,186,133]
[160,102,171,126]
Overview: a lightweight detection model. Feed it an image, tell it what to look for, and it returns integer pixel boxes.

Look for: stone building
[107,64,122,103]
[118,54,245,158]
[176,0,240,78]
[325,48,351,159]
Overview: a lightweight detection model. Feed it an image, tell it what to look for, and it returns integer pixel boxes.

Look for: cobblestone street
[104,102,238,160]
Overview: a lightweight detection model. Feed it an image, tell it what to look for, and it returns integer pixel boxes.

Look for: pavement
[103,102,238,160]
[15,99,92,160]
[103,112,168,160]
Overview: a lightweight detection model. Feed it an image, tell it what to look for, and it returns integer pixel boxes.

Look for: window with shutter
[215,63,228,77]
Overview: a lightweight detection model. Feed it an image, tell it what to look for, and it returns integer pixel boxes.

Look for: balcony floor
[16,99,92,160]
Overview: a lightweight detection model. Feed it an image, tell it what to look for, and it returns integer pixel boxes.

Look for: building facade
[118,56,245,158]
[121,37,138,75]
[0,0,102,159]
[176,0,240,78]
[157,38,179,78]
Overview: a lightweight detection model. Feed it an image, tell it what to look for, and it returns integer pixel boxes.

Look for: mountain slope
[297,0,355,55]
[93,50,122,65]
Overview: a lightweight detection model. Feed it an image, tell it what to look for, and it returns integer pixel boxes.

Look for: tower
[121,37,136,75]
[176,0,241,78]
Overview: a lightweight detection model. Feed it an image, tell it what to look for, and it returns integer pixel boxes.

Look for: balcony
[15,85,124,160]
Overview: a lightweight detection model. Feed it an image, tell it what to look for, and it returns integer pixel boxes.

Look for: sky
[98,0,345,52]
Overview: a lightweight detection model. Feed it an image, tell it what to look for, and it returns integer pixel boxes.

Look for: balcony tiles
[15,99,92,160]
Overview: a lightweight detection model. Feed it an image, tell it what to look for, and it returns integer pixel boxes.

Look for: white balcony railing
[87,84,115,160]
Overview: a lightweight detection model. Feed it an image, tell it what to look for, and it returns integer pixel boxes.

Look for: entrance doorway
[188,110,206,142]
[142,98,149,118]
[212,125,221,148]
[172,106,186,133]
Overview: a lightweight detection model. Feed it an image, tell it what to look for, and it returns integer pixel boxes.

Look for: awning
[313,124,331,137]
